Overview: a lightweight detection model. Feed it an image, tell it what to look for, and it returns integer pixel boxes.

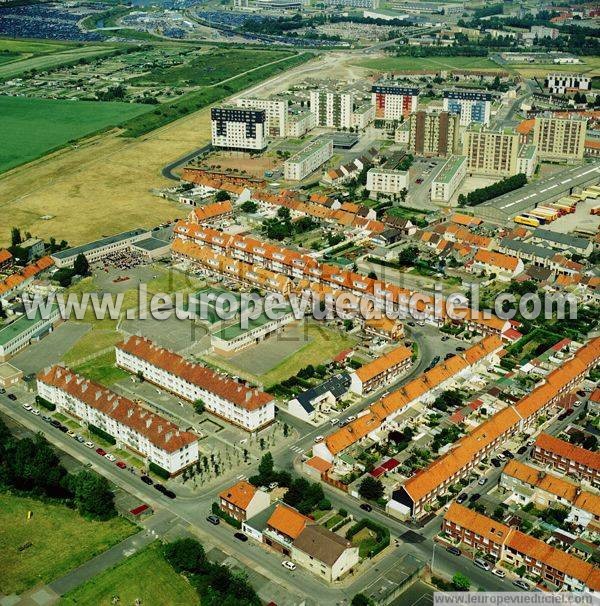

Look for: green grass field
[355,56,500,72]
[0,493,136,595]
[131,48,294,87]
[74,351,130,386]
[60,542,200,606]
[0,96,151,174]
[0,39,75,54]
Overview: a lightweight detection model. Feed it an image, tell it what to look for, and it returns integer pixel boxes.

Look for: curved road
[161,143,212,181]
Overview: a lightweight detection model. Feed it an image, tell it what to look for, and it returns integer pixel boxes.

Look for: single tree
[358,476,384,501]
[70,470,116,520]
[452,572,471,591]
[73,252,90,276]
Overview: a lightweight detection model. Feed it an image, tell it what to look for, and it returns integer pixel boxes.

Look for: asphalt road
[161,144,212,181]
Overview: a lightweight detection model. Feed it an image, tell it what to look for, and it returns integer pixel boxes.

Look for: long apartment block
[211,106,267,151]
[372,83,419,121]
[116,336,275,432]
[37,365,198,475]
[171,222,509,336]
[443,503,600,592]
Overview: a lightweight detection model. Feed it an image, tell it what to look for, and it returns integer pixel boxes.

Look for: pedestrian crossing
[289,445,305,454]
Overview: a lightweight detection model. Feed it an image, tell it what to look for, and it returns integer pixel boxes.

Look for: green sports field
[0,96,151,173]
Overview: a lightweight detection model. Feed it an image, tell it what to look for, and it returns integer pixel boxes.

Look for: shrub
[149,461,170,480]
[211,502,242,529]
[35,396,56,411]
[88,423,116,445]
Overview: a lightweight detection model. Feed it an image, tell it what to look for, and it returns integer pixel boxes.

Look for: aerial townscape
[0,0,600,604]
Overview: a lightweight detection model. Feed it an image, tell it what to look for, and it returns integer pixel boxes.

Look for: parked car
[330,418,339,425]
[360,503,373,512]
[116,461,127,469]
[313,435,324,443]
[22,403,32,411]
[517,446,527,455]
[457,493,468,504]
[491,458,501,468]
[346,415,356,423]
[141,475,153,485]
[234,532,248,542]
[59,425,68,433]
[513,579,530,590]
[478,477,487,486]
[497,453,506,461]
[446,546,461,556]
[105,453,116,462]
[84,441,94,449]
[96,448,107,456]
[502,450,514,459]
[474,557,490,571]
[492,568,506,578]
[76,435,85,443]
[574,401,582,407]
[154,483,166,493]
[415,178,423,184]
[164,489,176,499]
[42,415,51,423]
[67,430,76,438]
[282,560,296,571]
[207,515,220,525]
[7,393,17,401]
[268,482,278,490]
[50,420,61,428]
[455,346,465,352]
[469,493,481,502]
[31,408,40,416]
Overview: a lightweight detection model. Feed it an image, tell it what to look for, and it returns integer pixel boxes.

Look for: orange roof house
[472,249,523,277]
[219,480,270,521]
[190,200,233,224]
[266,504,310,541]
[351,345,412,393]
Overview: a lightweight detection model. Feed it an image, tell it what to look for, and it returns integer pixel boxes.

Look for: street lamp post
[432,541,437,575]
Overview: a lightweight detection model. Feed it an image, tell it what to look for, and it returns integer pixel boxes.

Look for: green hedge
[346,518,390,559]
[149,462,171,480]
[35,396,56,411]
[88,423,116,445]
[211,502,242,529]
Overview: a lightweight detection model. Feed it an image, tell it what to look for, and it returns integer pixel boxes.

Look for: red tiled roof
[535,432,600,471]
[219,480,258,510]
[117,336,273,411]
[37,366,197,453]
[267,504,310,539]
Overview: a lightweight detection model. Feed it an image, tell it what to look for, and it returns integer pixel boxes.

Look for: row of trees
[458,173,527,207]
[262,207,319,241]
[164,538,261,606]
[0,418,116,520]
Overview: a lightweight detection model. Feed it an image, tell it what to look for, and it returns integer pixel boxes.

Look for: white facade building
[284,138,333,181]
[545,73,591,95]
[310,90,353,129]
[372,83,419,121]
[366,168,408,195]
[286,110,316,137]
[211,106,267,150]
[116,336,275,431]
[430,155,467,203]
[443,90,492,127]
[516,144,538,178]
[37,365,198,475]
[235,97,288,138]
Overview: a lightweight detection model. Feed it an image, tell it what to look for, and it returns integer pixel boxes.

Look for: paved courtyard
[223,323,311,376]
[120,315,207,352]
[10,322,90,375]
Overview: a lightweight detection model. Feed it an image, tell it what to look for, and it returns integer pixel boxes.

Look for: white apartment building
[286,110,316,137]
[116,336,275,431]
[37,365,198,475]
[352,103,375,130]
[516,144,538,178]
[211,106,267,151]
[366,168,408,196]
[236,97,288,138]
[310,90,353,129]
[51,228,150,268]
[430,155,467,203]
[284,138,333,181]
[545,73,591,95]
[443,90,492,127]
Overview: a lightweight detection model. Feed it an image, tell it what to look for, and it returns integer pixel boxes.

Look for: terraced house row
[172,222,508,335]
[394,337,600,518]
[312,335,504,463]
[115,336,275,432]
[37,365,198,475]
[443,503,600,592]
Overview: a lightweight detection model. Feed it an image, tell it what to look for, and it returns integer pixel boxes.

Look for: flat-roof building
[211,106,267,151]
[431,155,467,202]
[409,110,459,158]
[284,138,333,181]
[443,90,493,127]
[372,83,419,121]
[463,126,519,177]
[533,115,587,162]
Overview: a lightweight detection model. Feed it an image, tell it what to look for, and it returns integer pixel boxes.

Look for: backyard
[0,493,135,595]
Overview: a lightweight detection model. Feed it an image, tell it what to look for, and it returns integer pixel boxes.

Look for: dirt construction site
[0,52,371,248]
